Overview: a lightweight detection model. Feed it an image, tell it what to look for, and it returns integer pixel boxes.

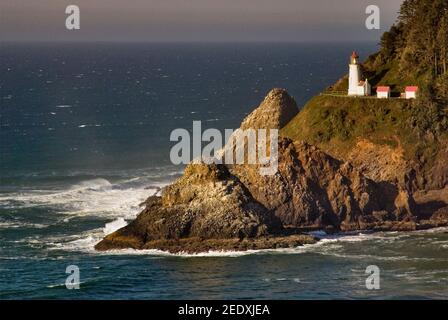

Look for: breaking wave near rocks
[0,167,182,255]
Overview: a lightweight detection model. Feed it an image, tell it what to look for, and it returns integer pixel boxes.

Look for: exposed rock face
[345,139,412,184]
[430,145,448,190]
[240,88,299,130]
[96,89,448,253]
[95,162,297,252]
[228,137,425,232]
[156,162,283,239]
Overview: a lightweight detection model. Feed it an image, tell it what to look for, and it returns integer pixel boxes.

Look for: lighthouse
[348,51,371,96]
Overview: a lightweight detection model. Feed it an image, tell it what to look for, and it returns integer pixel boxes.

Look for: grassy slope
[281,94,447,177]
[283,95,410,157]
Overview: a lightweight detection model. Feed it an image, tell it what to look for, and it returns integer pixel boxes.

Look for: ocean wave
[412,227,448,234]
[305,227,447,244]
[45,219,130,252]
[0,178,159,220]
[91,240,343,258]
[78,124,102,128]
[0,221,48,229]
[103,218,127,235]
[69,178,112,190]
[0,170,179,256]
[262,278,303,283]
[45,232,102,252]
[98,248,268,257]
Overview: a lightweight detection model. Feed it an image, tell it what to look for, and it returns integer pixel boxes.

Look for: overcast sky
[0,0,403,42]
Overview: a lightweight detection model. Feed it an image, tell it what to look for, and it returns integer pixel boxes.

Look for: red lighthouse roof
[351,51,359,59]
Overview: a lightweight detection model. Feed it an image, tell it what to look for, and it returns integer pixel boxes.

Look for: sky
[0,0,403,42]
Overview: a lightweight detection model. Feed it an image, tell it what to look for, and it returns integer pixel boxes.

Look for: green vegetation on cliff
[282,95,447,161]
[369,0,447,100]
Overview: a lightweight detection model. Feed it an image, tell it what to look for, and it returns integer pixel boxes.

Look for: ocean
[1,42,447,299]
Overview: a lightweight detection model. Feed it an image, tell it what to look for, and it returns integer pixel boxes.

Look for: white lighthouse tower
[348,51,361,96]
[348,51,371,96]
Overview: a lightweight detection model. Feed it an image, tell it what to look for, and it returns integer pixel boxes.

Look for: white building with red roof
[405,86,419,99]
[377,86,391,99]
[348,51,371,96]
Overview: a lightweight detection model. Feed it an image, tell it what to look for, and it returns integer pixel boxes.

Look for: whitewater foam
[69,229,427,258]
[0,178,153,220]
[0,221,48,229]
[103,218,128,235]
[0,175,174,254]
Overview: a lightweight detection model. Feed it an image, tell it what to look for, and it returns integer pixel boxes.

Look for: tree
[436,9,448,76]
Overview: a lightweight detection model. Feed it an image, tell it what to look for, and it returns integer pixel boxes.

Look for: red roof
[351,51,359,59]
[405,86,419,92]
[377,86,390,92]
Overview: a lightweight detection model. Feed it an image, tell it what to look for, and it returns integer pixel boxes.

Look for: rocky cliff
[96,89,448,253]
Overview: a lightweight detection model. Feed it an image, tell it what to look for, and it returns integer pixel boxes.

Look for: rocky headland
[96,0,448,253]
[95,89,448,254]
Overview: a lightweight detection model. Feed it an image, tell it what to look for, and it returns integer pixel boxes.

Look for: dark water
[1,43,447,299]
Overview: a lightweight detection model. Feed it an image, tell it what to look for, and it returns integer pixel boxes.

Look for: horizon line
[1,39,380,45]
